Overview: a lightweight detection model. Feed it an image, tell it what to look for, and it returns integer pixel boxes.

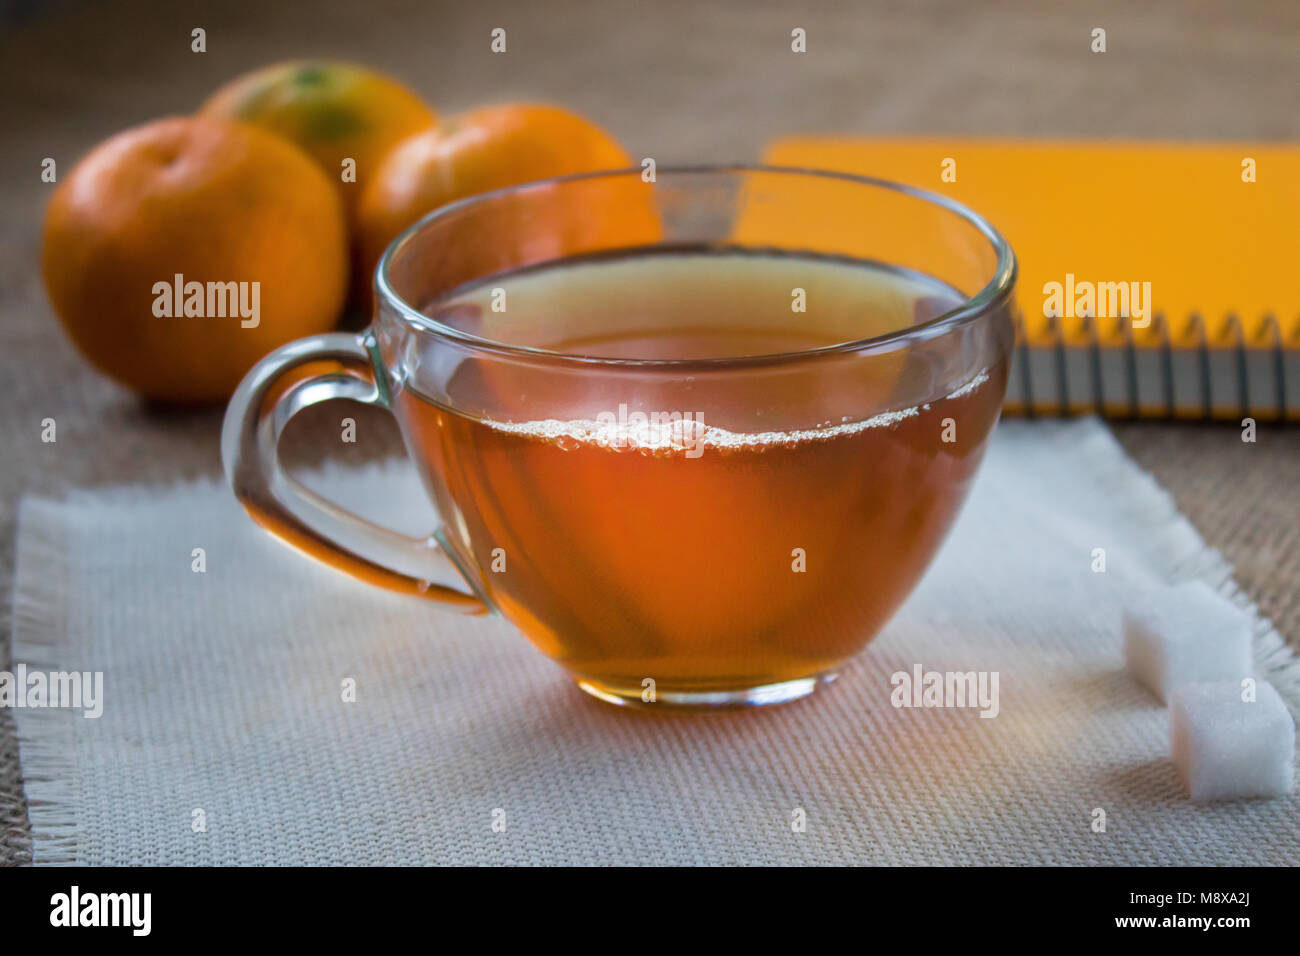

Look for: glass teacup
[223,166,1016,708]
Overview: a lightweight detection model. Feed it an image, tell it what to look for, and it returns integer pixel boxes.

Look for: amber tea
[393,250,1007,701]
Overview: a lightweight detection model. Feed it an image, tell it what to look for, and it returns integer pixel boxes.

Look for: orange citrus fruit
[200,59,436,222]
[356,103,659,292]
[202,60,437,309]
[42,116,348,404]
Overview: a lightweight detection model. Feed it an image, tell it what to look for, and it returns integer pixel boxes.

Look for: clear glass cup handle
[221,331,488,615]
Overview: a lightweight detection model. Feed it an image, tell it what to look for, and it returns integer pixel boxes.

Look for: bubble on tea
[484,369,989,455]
[487,413,710,456]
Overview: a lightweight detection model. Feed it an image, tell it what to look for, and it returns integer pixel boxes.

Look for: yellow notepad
[761,137,1300,420]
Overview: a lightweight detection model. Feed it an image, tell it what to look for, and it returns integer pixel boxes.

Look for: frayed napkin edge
[1057,419,1300,712]
[12,498,82,865]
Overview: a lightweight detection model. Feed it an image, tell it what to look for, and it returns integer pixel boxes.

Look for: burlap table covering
[2,0,1297,864]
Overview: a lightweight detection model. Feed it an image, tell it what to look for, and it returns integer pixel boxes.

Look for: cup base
[574,671,839,711]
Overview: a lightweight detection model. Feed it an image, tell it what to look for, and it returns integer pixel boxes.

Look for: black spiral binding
[1120,314,1139,419]
[1008,313,1298,421]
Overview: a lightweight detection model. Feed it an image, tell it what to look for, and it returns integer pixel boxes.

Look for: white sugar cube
[1123,581,1253,703]
[1170,680,1295,801]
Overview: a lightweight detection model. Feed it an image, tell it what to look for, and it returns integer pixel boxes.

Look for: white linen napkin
[10,419,1300,864]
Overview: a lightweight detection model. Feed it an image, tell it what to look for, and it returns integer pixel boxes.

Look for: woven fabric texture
[3,0,1298,864]
[10,419,1299,865]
